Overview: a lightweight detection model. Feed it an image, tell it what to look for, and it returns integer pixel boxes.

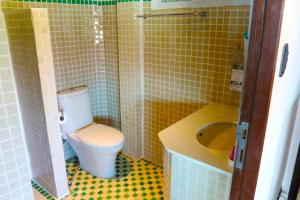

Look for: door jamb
[230,0,285,199]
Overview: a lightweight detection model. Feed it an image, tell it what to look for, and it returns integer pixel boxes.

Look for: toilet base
[79,153,117,179]
[67,135,124,179]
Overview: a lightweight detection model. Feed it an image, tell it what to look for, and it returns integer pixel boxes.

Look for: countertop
[158,104,239,175]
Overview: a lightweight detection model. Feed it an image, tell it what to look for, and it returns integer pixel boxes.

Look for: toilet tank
[57,86,93,133]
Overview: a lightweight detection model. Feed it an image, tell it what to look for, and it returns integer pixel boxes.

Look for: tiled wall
[4,8,68,198]
[163,148,172,200]
[117,2,143,159]
[1,0,249,167]
[1,0,121,129]
[48,3,119,128]
[31,8,69,198]
[143,4,250,164]
[102,5,121,129]
[1,1,121,163]
[49,4,114,126]
[49,3,120,128]
[0,9,33,200]
[169,153,232,200]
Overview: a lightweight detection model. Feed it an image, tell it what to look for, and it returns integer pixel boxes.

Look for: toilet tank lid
[58,86,88,98]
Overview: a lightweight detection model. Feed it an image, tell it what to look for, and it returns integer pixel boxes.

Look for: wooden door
[230,0,285,199]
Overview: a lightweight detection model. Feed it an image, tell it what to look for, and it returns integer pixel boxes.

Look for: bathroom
[0,0,254,199]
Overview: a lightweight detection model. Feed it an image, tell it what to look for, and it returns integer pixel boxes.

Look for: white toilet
[57,86,124,179]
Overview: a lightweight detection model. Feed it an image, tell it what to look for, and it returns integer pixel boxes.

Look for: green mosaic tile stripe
[117,0,151,3]
[32,181,56,200]
[17,0,117,5]
[14,0,151,5]
[117,0,139,3]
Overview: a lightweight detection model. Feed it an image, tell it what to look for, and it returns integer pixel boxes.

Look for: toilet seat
[73,124,124,148]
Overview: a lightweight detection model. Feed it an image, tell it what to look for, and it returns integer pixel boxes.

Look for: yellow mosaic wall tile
[143,3,250,164]
[102,5,121,129]
[1,0,250,171]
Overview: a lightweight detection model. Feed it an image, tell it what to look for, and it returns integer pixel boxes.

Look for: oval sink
[196,122,237,151]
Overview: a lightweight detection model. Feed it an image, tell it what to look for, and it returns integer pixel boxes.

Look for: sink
[196,122,237,151]
[159,104,239,174]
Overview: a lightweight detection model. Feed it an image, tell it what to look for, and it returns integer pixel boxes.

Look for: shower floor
[32,154,164,200]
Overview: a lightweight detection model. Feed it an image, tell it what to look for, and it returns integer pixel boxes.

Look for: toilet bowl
[57,86,124,179]
[67,123,124,178]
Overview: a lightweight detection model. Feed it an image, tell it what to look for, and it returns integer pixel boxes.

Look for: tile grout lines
[32,154,164,200]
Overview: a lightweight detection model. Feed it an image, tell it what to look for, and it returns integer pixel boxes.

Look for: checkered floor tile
[33,154,164,200]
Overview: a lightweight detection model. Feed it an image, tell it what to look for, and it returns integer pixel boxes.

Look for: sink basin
[159,104,239,174]
[196,122,237,151]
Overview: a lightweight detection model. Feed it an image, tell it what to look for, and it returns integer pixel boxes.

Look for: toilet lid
[75,124,124,147]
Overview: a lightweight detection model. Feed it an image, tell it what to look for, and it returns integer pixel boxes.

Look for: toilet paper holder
[59,109,68,125]
[59,109,65,121]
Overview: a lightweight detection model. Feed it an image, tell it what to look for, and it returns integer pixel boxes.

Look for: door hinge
[235,122,249,169]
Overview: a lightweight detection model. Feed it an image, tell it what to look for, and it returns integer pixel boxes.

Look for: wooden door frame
[230,0,285,199]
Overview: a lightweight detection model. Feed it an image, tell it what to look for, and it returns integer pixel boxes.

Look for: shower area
[1,0,251,198]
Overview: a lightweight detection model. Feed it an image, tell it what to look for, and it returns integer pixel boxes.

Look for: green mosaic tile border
[13,0,151,6]
[32,181,56,200]
[117,0,151,3]
[16,0,117,6]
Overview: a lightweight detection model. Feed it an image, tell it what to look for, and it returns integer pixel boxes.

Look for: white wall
[281,99,300,196]
[255,0,300,199]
